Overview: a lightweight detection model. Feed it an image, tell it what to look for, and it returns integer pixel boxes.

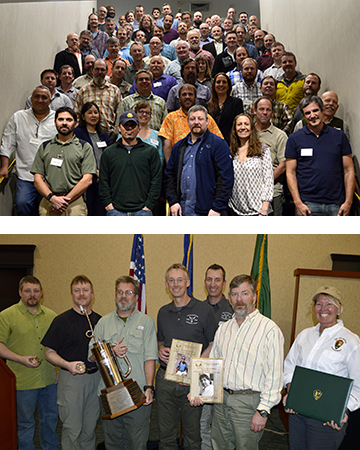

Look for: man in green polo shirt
[0,275,58,450]
[31,106,97,216]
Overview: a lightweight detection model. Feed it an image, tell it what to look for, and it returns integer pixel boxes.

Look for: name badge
[29,138,41,146]
[153,81,162,87]
[50,158,63,167]
[150,138,159,146]
[97,141,107,148]
[301,148,313,156]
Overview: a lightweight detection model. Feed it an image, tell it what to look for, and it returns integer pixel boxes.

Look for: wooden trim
[0,358,17,449]
[294,268,360,279]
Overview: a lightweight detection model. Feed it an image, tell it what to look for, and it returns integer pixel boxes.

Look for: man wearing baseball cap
[99,110,162,215]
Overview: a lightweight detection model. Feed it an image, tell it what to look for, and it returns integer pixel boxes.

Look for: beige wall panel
[260,0,359,161]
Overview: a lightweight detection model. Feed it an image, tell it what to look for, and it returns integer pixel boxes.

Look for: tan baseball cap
[312,286,342,304]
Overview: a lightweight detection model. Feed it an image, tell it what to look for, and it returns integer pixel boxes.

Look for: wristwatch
[144,385,155,393]
[257,410,269,418]
[46,192,54,201]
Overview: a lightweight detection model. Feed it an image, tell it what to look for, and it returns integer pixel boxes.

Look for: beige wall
[260,0,360,160]
[1,234,359,353]
[0,1,96,134]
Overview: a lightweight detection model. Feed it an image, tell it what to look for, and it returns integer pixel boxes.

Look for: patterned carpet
[34,402,289,449]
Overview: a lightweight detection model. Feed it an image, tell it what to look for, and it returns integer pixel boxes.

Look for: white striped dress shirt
[210,309,284,412]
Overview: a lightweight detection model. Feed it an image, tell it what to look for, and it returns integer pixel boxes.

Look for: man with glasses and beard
[31,107,96,216]
[89,276,157,450]
[190,274,284,450]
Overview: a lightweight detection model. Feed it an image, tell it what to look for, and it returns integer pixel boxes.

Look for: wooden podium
[0,358,17,450]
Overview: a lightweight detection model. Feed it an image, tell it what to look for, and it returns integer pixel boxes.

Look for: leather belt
[224,388,254,395]
[86,367,98,374]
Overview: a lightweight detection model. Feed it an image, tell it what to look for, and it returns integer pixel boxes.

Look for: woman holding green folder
[283,286,360,450]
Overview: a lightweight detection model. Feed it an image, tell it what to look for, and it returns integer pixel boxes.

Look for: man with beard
[193,11,203,28]
[165,105,233,216]
[88,13,109,58]
[72,55,97,89]
[286,96,355,216]
[42,275,101,450]
[0,86,57,215]
[253,29,266,56]
[105,18,116,37]
[104,37,122,75]
[231,57,262,109]
[190,274,284,450]
[188,29,214,70]
[246,75,293,135]
[167,58,211,112]
[238,11,248,27]
[89,276,157,449]
[169,20,189,49]
[78,30,100,58]
[276,52,305,113]
[54,33,84,79]
[163,14,179,44]
[74,58,122,135]
[203,26,225,58]
[31,107,96,216]
[159,84,223,161]
[99,111,162,215]
[0,276,58,450]
[292,73,321,125]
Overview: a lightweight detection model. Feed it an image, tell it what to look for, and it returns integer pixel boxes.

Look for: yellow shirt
[0,300,57,390]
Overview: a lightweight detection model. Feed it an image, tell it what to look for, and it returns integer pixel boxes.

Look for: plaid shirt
[231,80,262,109]
[74,80,121,133]
[91,30,109,57]
[246,99,293,135]
[227,67,263,86]
[119,92,167,131]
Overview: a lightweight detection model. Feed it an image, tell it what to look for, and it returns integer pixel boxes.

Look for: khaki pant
[39,196,88,216]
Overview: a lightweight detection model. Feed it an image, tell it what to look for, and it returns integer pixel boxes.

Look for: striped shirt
[210,309,284,412]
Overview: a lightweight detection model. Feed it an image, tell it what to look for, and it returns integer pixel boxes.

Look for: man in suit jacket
[203,26,225,58]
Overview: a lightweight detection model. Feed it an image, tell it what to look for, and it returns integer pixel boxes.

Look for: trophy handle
[122,355,132,378]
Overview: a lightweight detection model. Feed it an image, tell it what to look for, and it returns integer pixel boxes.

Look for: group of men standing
[0,263,284,450]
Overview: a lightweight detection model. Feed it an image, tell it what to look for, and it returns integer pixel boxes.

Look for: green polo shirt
[31,135,97,194]
[0,300,57,390]
[88,308,158,395]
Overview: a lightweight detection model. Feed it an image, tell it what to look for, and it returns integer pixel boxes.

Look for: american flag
[129,234,146,313]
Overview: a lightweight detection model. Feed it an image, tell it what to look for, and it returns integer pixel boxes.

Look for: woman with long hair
[74,102,111,215]
[195,55,213,90]
[207,72,243,144]
[228,113,273,216]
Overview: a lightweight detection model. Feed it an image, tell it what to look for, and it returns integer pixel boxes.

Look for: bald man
[54,33,85,79]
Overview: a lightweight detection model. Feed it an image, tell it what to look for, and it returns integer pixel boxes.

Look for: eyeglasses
[117,290,135,296]
[137,110,151,115]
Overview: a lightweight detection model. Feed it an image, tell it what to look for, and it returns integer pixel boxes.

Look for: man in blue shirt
[286,96,355,216]
[165,105,234,216]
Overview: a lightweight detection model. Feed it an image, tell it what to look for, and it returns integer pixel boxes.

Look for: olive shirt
[0,300,56,390]
[89,308,158,394]
[31,135,97,194]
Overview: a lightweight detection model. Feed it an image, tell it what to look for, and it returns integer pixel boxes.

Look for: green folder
[285,365,353,426]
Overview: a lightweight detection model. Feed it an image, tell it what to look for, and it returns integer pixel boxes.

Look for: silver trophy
[80,305,145,419]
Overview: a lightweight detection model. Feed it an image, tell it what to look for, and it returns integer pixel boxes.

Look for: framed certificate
[190,358,224,403]
[165,339,202,384]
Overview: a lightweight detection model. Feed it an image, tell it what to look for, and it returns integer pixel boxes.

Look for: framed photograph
[190,358,224,403]
[165,339,202,384]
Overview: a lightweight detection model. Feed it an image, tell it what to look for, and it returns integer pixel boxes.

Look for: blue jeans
[15,179,42,216]
[304,202,340,216]
[16,384,59,450]
[106,208,153,216]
